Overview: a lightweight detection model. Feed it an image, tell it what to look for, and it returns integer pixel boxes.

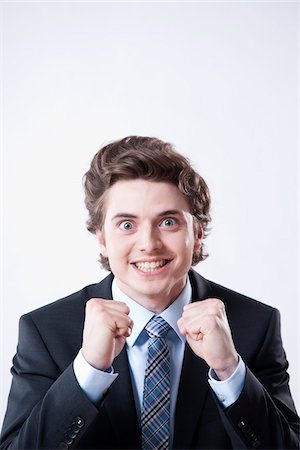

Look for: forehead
[103,179,191,216]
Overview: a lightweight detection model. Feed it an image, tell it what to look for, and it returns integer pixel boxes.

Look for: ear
[194,225,203,252]
[96,229,108,257]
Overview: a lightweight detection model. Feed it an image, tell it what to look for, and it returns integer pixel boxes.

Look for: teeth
[135,260,167,272]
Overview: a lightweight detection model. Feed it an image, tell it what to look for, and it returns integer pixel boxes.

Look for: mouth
[132,259,170,273]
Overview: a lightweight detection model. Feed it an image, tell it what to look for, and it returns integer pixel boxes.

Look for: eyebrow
[111,209,185,221]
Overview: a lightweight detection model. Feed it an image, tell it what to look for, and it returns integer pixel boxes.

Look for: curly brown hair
[83,136,211,270]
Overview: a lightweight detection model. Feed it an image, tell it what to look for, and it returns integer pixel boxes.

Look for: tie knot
[145,316,171,338]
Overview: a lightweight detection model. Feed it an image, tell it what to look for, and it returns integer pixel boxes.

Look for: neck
[115,277,188,314]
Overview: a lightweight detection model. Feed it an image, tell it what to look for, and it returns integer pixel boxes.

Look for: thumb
[177,317,187,335]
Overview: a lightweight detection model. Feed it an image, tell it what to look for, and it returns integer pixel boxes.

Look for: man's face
[96,179,202,313]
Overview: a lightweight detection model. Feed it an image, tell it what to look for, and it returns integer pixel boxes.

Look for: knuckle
[209,298,224,313]
[86,298,107,313]
[123,304,130,315]
[206,314,218,327]
[210,297,223,306]
[86,298,97,310]
[113,301,130,314]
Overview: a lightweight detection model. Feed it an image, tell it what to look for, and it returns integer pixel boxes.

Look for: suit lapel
[173,270,214,449]
[103,348,141,449]
[173,345,210,449]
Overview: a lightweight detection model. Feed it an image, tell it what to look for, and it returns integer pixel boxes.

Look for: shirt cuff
[73,350,118,404]
[208,356,246,408]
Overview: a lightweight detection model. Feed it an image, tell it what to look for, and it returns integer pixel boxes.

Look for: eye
[161,217,177,227]
[119,220,134,231]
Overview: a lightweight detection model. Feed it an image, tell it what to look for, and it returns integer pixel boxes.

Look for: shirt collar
[111,278,192,347]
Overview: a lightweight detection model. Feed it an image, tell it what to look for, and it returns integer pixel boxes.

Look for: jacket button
[75,416,85,428]
[252,439,261,448]
[244,428,254,438]
[64,434,74,445]
[66,427,77,439]
[58,442,69,449]
[238,418,248,429]
[71,423,80,434]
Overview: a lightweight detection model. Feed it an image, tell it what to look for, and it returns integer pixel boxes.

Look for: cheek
[166,231,194,252]
[183,229,196,250]
[184,235,195,248]
[105,235,132,259]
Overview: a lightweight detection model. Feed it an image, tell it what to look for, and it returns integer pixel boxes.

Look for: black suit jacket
[1,270,299,449]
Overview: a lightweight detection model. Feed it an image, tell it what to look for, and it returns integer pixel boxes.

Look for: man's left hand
[177,298,238,380]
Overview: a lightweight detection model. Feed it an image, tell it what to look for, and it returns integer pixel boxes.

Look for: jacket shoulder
[209,279,275,313]
[189,269,276,315]
[27,272,114,318]
[189,270,281,363]
[17,273,114,366]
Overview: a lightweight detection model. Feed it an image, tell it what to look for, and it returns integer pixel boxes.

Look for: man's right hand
[81,298,133,370]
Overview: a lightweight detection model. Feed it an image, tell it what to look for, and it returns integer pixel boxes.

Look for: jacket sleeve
[219,308,300,449]
[0,314,100,449]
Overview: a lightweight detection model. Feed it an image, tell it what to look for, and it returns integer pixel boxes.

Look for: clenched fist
[178,298,238,380]
[82,298,133,370]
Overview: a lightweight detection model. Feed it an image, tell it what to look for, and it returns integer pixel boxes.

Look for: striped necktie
[141,316,171,450]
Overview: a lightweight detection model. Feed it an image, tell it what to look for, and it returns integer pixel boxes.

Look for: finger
[115,325,133,338]
[182,303,225,322]
[87,298,130,315]
[177,317,187,335]
[113,315,134,334]
[178,318,204,340]
[117,316,134,337]
[105,300,131,314]
[183,298,224,314]
[188,331,204,341]
[182,314,218,336]
[114,315,134,337]
[180,317,205,341]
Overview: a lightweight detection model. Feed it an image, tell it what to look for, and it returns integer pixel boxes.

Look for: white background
[0,1,299,425]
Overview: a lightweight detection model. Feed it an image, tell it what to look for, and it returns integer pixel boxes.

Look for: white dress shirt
[113,279,190,446]
[74,277,246,446]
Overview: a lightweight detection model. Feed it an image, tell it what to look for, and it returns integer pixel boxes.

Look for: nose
[137,224,162,253]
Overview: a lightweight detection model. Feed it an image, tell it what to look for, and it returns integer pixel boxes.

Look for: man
[1,136,299,450]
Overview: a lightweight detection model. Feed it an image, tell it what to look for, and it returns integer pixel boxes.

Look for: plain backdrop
[0,1,299,425]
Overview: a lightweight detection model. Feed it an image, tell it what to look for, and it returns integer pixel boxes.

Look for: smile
[134,259,169,272]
